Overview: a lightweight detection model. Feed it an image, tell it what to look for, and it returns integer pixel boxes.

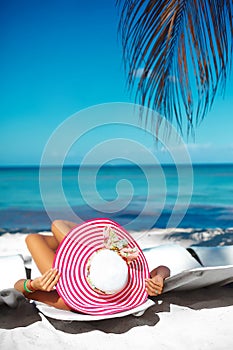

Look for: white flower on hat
[103,225,139,263]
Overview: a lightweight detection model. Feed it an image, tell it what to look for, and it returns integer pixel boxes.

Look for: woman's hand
[145,274,164,296]
[31,268,60,292]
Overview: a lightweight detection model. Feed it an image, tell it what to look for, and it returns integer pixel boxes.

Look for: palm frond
[116,0,233,135]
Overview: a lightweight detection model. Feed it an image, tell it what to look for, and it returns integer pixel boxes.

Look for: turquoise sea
[0,163,233,233]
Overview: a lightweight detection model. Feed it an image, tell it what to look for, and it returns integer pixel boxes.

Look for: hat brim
[53,218,150,315]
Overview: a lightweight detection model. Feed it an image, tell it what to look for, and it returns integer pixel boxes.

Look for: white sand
[1,231,233,350]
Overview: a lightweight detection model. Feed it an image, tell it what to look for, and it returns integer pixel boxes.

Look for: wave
[1,202,233,234]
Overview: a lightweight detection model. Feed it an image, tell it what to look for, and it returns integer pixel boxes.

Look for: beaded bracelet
[23,279,35,293]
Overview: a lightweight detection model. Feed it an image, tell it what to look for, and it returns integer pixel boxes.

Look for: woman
[14,219,170,312]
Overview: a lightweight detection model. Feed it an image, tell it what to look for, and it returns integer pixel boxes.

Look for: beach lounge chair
[0,255,26,308]
[1,244,233,320]
[143,244,233,292]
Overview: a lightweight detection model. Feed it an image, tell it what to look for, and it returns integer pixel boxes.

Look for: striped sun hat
[53,218,150,315]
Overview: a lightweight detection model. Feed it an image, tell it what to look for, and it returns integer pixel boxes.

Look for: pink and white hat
[53,218,150,315]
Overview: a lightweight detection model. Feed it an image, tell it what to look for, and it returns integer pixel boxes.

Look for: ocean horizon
[0,163,233,234]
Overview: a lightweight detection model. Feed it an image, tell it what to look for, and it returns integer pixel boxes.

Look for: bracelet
[23,279,35,293]
[28,279,36,292]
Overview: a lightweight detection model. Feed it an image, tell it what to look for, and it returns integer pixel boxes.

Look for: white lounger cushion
[0,255,26,290]
[35,299,155,321]
[143,244,201,276]
[164,265,233,292]
[0,255,26,308]
[190,245,233,267]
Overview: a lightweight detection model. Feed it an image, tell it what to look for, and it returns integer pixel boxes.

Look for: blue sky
[1,0,233,166]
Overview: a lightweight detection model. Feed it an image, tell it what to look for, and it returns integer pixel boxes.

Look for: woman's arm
[145,265,170,297]
[150,265,171,279]
[14,268,71,310]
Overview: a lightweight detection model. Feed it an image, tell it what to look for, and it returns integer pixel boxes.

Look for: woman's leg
[25,220,77,274]
[25,234,56,274]
[51,219,78,244]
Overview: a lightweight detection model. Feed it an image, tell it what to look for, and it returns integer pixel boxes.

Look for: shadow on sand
[1,283,233,333]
